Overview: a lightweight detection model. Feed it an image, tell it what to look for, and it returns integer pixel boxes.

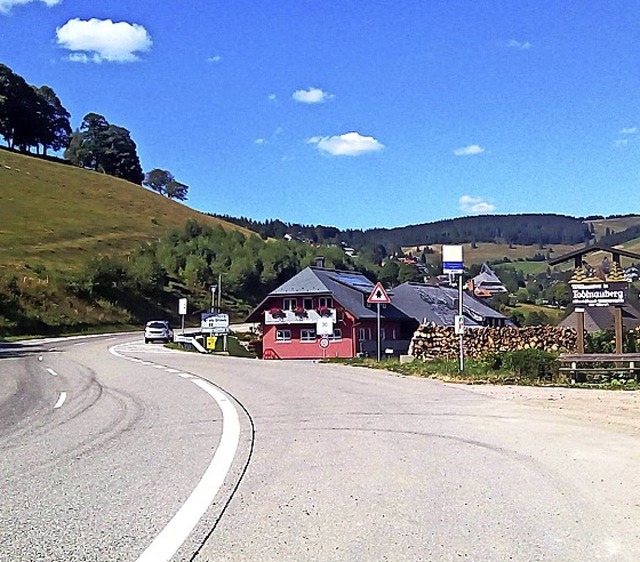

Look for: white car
[144,320,173,344]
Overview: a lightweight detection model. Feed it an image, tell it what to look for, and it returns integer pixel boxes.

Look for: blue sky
[1,1,639,229]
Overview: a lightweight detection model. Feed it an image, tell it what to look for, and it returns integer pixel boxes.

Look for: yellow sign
[206,336,217,350]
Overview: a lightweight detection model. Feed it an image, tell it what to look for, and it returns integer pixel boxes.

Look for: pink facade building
[246,265,416,360]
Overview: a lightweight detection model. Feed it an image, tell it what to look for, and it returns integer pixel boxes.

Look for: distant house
[625,265,639,282]
[343,247,358,257]
[469,262,508,297]
[560,304,640,333]
[392,281,512,328]
[245,262,416,359]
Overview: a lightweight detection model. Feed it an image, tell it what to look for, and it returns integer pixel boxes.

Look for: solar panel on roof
[333,273,375,289]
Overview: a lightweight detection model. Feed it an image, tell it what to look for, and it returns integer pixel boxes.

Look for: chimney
[315,256,325,268]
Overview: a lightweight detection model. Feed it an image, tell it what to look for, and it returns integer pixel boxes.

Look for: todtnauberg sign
[570,282,627,307]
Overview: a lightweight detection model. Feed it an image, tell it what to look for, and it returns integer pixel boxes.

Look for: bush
[501,348,558,382]
[586,330,640,353]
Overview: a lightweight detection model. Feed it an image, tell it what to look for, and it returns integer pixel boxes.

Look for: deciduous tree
[65,113,143,184]
[143,168,189,200]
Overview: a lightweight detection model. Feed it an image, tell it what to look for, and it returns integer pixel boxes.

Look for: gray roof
[472,262,507,290]
[560,304,640,332]
[392,281,511,326]
[246,267,414,322]
[271,267,330,294]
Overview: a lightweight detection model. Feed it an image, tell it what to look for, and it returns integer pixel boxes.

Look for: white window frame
[300,328,316,342]
[282,298,297,311]
[276,329,292,342]
[380,328,386,341]
[358,327,372,341]
[318,296,334,308]
[331,328,342,341]
[303,297,314,310]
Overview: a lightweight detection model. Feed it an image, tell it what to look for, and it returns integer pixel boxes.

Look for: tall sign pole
[367,282,391,362]
[458,273,464,371]
[443,245,465,371]
[376,303,381,361]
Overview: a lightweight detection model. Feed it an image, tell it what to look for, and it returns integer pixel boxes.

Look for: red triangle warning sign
[367,282,391,304]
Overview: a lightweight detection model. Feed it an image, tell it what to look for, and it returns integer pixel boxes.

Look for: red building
[246,264,416,360]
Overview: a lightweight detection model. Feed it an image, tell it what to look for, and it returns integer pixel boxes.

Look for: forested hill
[216,213,594,251]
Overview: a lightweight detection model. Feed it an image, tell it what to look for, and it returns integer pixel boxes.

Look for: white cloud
[454,144,485,156]
[504,39,531,50]
[0,0,60,13]
[459,195,496,214]
[207,55,222,63]
[620,127,637,135]
[56,18,152,63]
[292,87,334,104]
[254,138,267,145]
[268,93,277,102]
[616,139,629,147]
[307,132,384,156]
[68,52,90,64]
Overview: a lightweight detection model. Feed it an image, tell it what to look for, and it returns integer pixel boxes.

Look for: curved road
[1,334,639,561]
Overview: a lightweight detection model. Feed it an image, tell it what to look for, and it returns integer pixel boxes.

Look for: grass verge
[327,356,640,390]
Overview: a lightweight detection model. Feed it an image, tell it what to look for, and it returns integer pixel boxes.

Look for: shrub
[501,348,558,382]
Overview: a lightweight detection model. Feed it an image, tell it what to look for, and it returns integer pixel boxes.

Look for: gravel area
[455,383,640,434]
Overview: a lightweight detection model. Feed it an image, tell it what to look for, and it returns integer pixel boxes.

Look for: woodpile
[409,324,577,360]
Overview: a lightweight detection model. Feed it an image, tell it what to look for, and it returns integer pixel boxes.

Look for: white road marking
[135,379,240,562]
[108,343,242,562]
[53,392,67,409]
[46,368,58,377]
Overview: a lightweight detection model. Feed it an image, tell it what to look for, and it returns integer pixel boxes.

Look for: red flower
[268,306,285,318]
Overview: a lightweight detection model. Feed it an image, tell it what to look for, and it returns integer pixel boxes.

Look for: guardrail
[174,334,207,353]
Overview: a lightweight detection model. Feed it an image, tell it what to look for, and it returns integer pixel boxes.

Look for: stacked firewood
[409,324,577,360]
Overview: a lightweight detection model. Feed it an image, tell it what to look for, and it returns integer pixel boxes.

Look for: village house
[245,260,416,360]
[468,262,508,297]
[559,304,640,333]
[392,281,512,328]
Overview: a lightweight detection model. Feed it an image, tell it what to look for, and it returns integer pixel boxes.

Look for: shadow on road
[0,342,51,359]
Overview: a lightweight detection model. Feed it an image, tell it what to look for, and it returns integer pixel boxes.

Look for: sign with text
[570,282,627,307]
[442,245,464,275]
[201,312,230,334]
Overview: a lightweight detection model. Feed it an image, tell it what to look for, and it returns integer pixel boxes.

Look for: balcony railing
[265,308,337,325]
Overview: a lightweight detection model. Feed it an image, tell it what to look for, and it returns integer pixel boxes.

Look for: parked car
[144,320,173,344]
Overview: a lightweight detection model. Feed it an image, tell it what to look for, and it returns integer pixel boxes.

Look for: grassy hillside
[404,241,578,268]
[0,148,248,275]
[586,215,640,239]
[404,216,640,269]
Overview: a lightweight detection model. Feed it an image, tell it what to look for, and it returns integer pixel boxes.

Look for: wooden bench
[557,353,640,383]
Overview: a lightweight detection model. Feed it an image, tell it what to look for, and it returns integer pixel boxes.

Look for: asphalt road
[2,334,640,561]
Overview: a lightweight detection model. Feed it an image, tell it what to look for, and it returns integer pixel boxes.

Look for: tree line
[70,219,425,320]
[0,63,187,197]
[0,63,71,155]
[217,213,594,254]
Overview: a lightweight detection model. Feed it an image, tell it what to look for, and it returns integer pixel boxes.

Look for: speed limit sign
[319,337,330,349]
